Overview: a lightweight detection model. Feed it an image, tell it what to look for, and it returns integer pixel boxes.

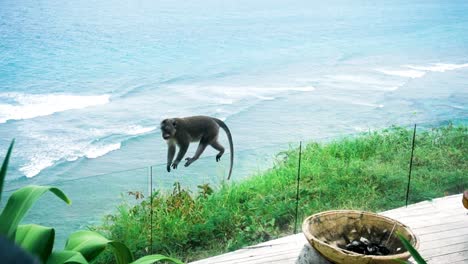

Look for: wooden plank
[426,250,468,263]
[384,206,465,220]
[380,194,463,217]
[190,241,303,263]
[392,214,466,228]
[420,241,468,257]
[236,250,300,264]
[412,219,467,234]
[416,222,468,238]
[195,247,301,264]
[419,235,468,251]
[450,257,468,264]
[190,194,467,264]
[249,233,305,247]
[418,226,468,243]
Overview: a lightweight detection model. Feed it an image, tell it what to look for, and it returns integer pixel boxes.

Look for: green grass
[93,124,467,263]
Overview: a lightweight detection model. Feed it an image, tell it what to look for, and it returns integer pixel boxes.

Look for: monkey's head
[160,118,177,140]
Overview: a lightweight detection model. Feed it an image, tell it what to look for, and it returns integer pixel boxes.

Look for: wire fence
[0,118,466,250]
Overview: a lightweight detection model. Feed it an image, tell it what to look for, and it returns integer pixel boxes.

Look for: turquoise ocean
[1,0,467,246]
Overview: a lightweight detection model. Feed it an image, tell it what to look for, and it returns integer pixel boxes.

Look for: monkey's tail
[214,118,234,180]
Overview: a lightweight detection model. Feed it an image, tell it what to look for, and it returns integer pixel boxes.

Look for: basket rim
[302,209,420,260]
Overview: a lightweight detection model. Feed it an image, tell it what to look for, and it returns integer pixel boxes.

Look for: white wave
[353,126,371,132]
[159,85,315,115]
[88,125,157,138]
[325,96,384,108]
[450,104,465,110]
[123,125,157,135]
[385,86,400,91]
[327,75,388,85]
[18,123,155,178]
[256,96,276,100]
[20,156,56,178]
[322,74,403,91]
[84,143,121,159]
[66,156,80,162]
[376,62,468,79]
[405,63,468,72]
[182,85,315,105]
[216,85,315,97]
[0,93,110,123]
[434,104,465,110]
[376,69,426,79]
[18,134,84,178]
[19,142,122,177]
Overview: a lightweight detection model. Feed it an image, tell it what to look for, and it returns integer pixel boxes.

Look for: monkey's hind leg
[211,140,225,162]
[184,141,208,167]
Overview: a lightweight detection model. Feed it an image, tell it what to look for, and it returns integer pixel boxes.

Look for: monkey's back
[179,116,220,142]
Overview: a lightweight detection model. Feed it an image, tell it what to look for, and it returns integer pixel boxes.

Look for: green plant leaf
[15,224,55,263]
[396,233,427,264]
[0,185,71,239]
[109,241,134,264]
[131,255,185,264]
[0,140,14,202]
[47,250,89,264]
[65,230,133,263]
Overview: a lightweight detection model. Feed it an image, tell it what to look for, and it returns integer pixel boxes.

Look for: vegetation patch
[93,124,467,262]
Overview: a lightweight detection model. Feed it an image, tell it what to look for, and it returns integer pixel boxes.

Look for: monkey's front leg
[166,144,176,172]
[172,144,188,170]
[185,142,207,167]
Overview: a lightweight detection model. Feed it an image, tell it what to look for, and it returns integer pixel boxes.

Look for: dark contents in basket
[344,237,391,256]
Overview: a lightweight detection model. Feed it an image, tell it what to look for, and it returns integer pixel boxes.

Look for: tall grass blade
[0,140,14,202]
[15,224,55,263]
[0,185,71,239]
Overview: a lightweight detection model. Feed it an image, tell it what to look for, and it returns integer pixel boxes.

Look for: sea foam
[405,63,468,72]
[0,93,111,123]
[321,74,403,91]
[20,156,56,178]
[376,69,426,79]
[18,124,156,178]
[84,143,122,159]
[122,125,157,135]
[171,85,315,105]
[377,62,468,79]
[324,96,384,108]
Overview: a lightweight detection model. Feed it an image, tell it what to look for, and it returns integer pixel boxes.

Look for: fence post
[294,141,302,234]
[405,124,417,207]
[150,166,154,254]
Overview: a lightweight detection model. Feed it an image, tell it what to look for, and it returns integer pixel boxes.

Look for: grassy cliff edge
[94,124,467,262]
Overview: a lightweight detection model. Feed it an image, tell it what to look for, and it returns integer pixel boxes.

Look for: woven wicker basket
[302,210,419,264]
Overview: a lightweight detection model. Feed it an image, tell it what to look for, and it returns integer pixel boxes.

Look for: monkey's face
[160,119,177,140]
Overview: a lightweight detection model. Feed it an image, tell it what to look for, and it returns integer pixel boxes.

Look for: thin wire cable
[2,117,463,194]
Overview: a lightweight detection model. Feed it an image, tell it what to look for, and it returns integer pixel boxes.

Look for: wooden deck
[190,194,468,264]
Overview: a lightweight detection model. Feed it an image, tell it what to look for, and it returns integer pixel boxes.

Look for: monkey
[160,115,234,180]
